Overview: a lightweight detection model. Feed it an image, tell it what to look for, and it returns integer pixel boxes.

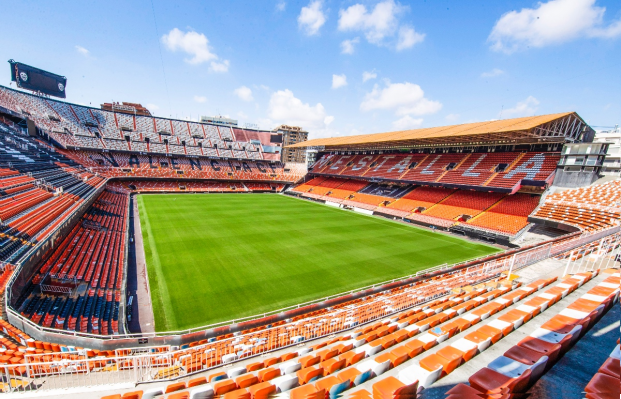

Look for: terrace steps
[398,154,430,180]
[420,190,456,214]
[435,153,472,183]
[467,195,510,223]
[483,152,526,187]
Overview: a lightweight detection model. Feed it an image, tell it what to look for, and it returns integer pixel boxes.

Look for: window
[586,156,598,166]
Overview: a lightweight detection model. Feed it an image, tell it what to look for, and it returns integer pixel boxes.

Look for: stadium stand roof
[286,112,593,150]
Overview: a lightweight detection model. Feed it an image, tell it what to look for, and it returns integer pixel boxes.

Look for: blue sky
[0,0,619,138]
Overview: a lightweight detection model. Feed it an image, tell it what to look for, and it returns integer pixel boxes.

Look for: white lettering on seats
[313,154,333,169]
[420,155,441,174]
[351,155,374,171]
[329,155,351,170]
[503,153,545,180]
[373,155,395,171]
[462,154,487,177]
[387,156,412,174]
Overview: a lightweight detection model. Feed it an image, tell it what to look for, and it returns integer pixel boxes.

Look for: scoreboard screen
[9,60,67,98]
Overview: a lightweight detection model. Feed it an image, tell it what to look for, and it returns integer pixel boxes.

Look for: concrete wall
[527,216,581,233]
[552,168,600,188]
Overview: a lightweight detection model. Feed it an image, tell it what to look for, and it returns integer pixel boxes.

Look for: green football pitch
[137,194,500,331]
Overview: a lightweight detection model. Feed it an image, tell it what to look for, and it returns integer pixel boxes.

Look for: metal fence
[560,232,621,276]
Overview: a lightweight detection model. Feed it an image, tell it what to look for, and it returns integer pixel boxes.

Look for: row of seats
[0,318,122,375]
[70,136,261,160]
[0,121,106,263]
[0,85,264,161]
[461,270,619,396]
[0,175,34,189]
[358,183,413,199]
[468,193,542,235]
[423,190,505,221]
[387,186,456,213]
[351,269,618,398]
[0,187,53,221]
[311,151,560,191]
[533,180,621,231]
[0,264,14,301]
[107,181,285,193]
[293,178,541,236]
[339,274,560,398]
[546,180,621,208]
[58,150,303,182]
[13,189,128,335]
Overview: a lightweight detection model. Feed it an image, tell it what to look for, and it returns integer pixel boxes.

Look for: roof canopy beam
[288,112,591,151]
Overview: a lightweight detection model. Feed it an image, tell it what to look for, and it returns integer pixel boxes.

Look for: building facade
[276,125,308,163]
[593,126,620,176]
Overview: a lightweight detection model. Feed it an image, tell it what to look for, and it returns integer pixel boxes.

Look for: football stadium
[0,2,620,398]
[0,85,619,399]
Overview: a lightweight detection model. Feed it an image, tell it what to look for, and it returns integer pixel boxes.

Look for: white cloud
[276,1,286,12]
[503,96,540,117]
[445,113,460,122]
[162,28,216,64]
[362,70,377,82]
[332,74,348,89]
[341,37,360,54]
[298,0,326,36]
[161,28,230,72]
[234,86,254,101]
[590,18,621,38]
[268,89,333,131]
[338,0,424,50]
[237,111,249,119]
[209,60,230,73]
[396,26,425,51]
[481,68,505,78]
[393,115,423,130]
[489,0,621,53]
[146,103,159,111]
[75,45,89,56]
[193,95,207,103]
[338,0,401,43]
[361,81,442,116]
